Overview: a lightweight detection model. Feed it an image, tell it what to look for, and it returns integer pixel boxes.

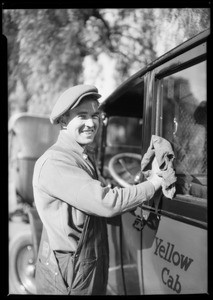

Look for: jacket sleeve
[34,157,155,218]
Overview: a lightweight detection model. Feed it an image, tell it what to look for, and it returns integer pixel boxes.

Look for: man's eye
[78,114,87,119]
[93,114,100,119]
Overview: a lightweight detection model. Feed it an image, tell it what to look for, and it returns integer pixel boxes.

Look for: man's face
[65,99,100,146]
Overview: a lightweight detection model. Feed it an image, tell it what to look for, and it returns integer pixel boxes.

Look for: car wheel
[9,231,37,294]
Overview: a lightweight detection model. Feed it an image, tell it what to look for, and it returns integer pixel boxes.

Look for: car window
[107,116,143,147]
[161,61,207,201]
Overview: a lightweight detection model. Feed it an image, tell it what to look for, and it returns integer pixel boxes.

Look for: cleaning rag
[141,135,177,199]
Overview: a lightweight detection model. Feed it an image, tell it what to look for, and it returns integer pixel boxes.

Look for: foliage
[3,8,210,118]
[153,8,210,55]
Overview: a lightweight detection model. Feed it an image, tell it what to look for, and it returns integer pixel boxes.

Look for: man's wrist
[148,177,162,192]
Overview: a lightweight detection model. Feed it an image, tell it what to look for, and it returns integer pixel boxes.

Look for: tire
[9,231,37,294]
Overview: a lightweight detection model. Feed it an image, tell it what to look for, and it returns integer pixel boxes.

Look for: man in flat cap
[33,84,162,295]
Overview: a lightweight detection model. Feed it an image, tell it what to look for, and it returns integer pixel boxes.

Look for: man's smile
[81,129,95,135]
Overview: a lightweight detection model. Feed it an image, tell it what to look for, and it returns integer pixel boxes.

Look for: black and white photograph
[4,3,210,296]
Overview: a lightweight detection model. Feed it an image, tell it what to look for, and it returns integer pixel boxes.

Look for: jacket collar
[56,130,87,157]
[55,130,98,178]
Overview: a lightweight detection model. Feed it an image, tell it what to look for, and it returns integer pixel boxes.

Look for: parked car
[98,28,208,295]
[9,28,208,295]
[9,113,60,294]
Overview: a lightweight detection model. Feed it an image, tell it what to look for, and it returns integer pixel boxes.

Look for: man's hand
[147,157,162,191]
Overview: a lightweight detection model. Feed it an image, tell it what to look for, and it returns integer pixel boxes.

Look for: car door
[140,38,207,294]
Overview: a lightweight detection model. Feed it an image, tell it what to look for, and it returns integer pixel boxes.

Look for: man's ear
[60,115,67,129]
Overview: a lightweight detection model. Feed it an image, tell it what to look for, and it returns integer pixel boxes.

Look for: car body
[98,28,208,295]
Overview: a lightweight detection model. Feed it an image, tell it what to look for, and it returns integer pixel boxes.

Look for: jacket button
[83,154,88,160]
[55,272,58,276]
[46,261,49,265]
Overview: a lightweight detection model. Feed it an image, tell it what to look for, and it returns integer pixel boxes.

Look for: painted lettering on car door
[154,237,194,293]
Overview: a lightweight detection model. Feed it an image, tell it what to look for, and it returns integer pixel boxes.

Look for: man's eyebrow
[77,111,99,115]
[77,111,87,115]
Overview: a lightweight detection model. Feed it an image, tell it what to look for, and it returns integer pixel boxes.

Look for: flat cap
[50,84,101,124]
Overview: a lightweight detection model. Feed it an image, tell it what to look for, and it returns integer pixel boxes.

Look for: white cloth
[141,135,177,199]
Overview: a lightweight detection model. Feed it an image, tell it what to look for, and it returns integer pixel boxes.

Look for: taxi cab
[97,28,208,295]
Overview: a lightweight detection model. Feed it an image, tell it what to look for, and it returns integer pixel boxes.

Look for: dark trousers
[36,216,109,295]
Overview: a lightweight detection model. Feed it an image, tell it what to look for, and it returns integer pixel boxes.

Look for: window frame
[155,43,206,135]
[141,42,207,229]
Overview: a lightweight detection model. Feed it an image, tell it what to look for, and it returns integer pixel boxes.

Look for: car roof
[100,28,210,118]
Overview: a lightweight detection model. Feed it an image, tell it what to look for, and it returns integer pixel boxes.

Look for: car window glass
[161,61,207,200]
[107,116,142,147]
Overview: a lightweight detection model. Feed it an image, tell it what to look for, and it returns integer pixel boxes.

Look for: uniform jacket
[33,130,155,252]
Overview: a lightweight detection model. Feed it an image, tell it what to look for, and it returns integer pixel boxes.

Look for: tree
[152,8,210,56]
[3,8,210,117]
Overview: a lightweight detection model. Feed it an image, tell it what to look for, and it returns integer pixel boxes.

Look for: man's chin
[78,137,94,145]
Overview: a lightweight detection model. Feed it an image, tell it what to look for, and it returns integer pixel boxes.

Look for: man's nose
[85,118,94,127]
